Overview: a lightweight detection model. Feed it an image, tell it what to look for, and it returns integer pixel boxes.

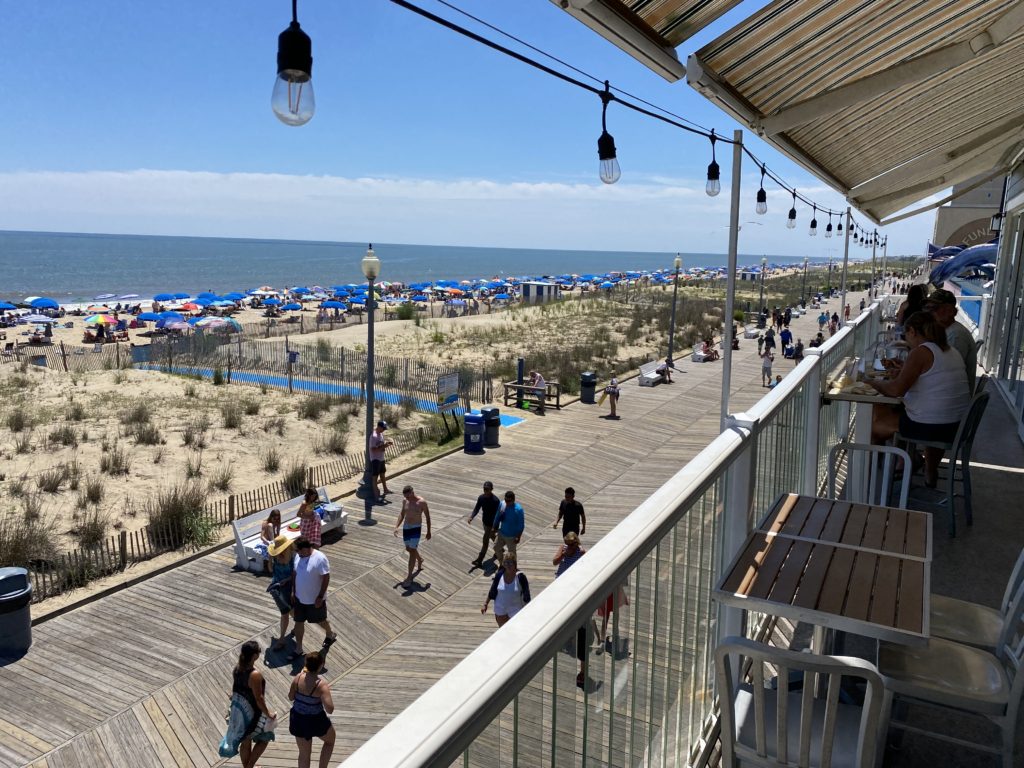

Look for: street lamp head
[674,255,682,271]
[361,244,380,281]
[761,257,767,267]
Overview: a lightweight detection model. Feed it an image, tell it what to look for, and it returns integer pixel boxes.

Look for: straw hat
[267,534,293,557]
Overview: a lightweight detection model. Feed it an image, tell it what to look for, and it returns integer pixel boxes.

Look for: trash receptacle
[0,567,32,656]
[481,407,501,448]
[463,413,485,455]
[580,371,598,404]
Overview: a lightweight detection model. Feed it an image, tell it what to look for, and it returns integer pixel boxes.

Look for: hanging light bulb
[825,213,833,238]
[272,0,315,126]
[755,164,767,214]
[809,205,818,236]
[705,130,721,197]
[786,190,797,229]
[596,82,620,184]
[837,219,843,236]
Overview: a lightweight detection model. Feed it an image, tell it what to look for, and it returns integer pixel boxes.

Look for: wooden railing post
[228,494,236,522]
[59,341,69,372]
[119,530,128,568]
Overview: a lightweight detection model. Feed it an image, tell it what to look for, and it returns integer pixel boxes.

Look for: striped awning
[551,0,742,81]
[686,0,1024,223]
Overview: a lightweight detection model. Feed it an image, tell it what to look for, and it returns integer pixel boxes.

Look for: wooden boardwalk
[0,297,862,768]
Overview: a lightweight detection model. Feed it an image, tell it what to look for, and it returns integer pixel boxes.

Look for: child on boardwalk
[761,350,774,387]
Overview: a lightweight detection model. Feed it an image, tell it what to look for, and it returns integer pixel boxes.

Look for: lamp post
[801,257,809,307]
[758,256,767,313]
[667,254,682,367]
[361,244,380,515]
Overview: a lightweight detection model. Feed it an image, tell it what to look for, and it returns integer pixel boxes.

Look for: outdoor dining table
[822,383,902,498]
[714,493,931,647]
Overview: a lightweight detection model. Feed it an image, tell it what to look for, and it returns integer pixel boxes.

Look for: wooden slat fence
[24,424,441,604]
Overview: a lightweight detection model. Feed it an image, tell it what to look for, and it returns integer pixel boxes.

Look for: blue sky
[0,1,934,256]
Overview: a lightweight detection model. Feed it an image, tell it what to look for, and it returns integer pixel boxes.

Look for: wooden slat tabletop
[720,493,931,644]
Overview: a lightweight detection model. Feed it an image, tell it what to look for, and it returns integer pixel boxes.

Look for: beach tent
[29,297,59,309]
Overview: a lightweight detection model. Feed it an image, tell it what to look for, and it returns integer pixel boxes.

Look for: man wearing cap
[924,288,977,395]
[369,420,394,501]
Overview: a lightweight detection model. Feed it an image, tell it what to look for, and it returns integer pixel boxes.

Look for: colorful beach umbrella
[86,305,111,313]
[179,302,200,311]
[85,314,118,325]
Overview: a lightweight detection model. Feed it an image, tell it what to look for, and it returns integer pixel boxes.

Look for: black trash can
[580,371,598,404]
[0,567,32,656]
[481,407,501,448]
[463,413,485,455]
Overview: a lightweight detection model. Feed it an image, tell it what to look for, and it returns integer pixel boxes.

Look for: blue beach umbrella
[412,295,429,302]
[282,302,302,311]
[493,293,510,300]
[321,300,346,309]
[174,292,191,300]
[153,293,175,301]
[187,316,203,325]
[138,312,161,321]
[159,311,184,320]
[193,297,214,307]
[0,301,16,310]
[447,299,467,306]
[94,293,117,300]
[600,281,614,288]
[119,294,139,300]
[264,297,281,306]
[29,297,59,309]
[222,292,246,301]
[292,286,311,294]
[197,291,219,299]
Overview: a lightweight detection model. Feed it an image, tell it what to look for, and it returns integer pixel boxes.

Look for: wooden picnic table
[715,493,932,646]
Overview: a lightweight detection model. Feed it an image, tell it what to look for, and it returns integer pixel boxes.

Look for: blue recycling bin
[0,567,32,656]
[463,413,485,455]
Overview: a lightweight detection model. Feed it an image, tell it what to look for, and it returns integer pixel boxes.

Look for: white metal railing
[341,302,887,768]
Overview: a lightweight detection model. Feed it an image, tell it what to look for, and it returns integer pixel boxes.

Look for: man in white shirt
[369,420,394,501]
[924,288,977,395]
[291,538,337,658]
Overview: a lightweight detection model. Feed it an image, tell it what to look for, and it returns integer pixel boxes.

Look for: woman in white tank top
[870,311,969,486]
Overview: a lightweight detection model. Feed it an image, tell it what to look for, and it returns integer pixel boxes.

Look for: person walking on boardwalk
[394,484,431,586]
[493,490,525,562]
[481,553,531,626]
[288,651,336,768]
[267,535,297,651]
[220,640,276,767]
[553,533,591,688]
[369,420,394,501]
[552,486,586,537]
[760,350,774,387]
[467,480,500,568]
[602,378,621,419]
[291,538,338,659]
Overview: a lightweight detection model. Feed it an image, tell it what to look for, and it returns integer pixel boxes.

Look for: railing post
[119,530,128,569]
[721,412,758,646]
[228,495,236,522]
[802,350,824,496]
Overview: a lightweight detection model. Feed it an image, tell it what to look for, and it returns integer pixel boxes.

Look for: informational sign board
[437,372,460,412]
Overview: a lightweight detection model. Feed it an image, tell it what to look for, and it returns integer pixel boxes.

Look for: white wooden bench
[691,349,708,363]
[638,360,664,386]
[232,486,347,572]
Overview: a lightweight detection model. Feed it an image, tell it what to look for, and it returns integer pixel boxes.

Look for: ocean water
[0,230,823,303]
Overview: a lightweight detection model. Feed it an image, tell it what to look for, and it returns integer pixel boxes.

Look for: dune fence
[22,423,443,605]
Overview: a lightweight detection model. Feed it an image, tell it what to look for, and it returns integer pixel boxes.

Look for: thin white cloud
[0,169,933,254]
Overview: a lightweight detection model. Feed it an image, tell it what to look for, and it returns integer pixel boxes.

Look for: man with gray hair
[924,288,977,395]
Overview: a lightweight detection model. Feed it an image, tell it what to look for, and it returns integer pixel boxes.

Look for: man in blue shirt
[493,490,525,562]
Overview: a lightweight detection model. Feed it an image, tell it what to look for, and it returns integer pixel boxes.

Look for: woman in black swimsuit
[289,652,336,768]
[232,640,275,768]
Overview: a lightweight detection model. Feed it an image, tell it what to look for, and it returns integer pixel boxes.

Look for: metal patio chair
[827,442,911,509]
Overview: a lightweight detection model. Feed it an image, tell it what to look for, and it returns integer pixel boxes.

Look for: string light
[787,190,797,229]
[705,130,721,197]
[825,213,833,238]
[755,164,767,215]
[837,218,843,236]
[596,81,620,184]
[809,205,818,237]
[272,0,315,126]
